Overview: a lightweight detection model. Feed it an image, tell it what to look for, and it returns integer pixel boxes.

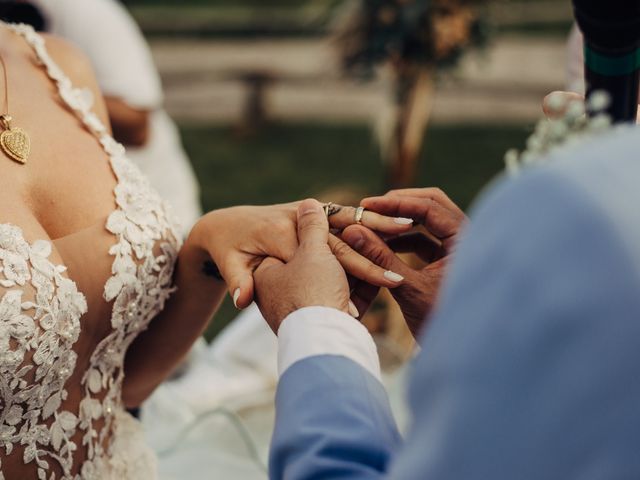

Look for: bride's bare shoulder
[36,33,111,131]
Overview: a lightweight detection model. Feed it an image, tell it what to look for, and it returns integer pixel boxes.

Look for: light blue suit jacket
[270,128,640,479]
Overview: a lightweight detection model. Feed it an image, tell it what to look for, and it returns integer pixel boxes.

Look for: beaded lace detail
[0,24,181,479]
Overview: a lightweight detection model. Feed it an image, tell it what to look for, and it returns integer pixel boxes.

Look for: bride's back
[0,23,179,479]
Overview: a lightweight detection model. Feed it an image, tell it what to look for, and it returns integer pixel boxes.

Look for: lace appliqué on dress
[0,224,87,480]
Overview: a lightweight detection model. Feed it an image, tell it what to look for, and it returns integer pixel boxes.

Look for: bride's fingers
[258,215,299,263]
[328,205,414,234]
[329,234,405,288]
[219,254,256,310]
[362,194,465,223]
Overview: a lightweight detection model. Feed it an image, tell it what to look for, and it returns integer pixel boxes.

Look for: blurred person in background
[27,0,203,235]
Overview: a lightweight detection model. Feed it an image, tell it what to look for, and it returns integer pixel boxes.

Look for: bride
[0,21,414,479]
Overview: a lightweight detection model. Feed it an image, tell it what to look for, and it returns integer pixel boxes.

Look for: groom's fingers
[380,188,463,216]
[329,234,405,288]
[385,232,446,263]
[252,258,283,305]
[297,199,329,248]
[252,257,287,331]
[361,195,464,247]
[350,280,380,320]
[341,225,414,282]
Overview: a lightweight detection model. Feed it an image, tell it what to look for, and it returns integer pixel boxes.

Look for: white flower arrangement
[504,91,618,176]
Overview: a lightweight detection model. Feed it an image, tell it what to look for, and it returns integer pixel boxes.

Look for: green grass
[123,0,320,7]
[182,122,531,339]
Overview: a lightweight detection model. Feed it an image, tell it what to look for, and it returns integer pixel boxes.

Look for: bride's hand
[187,201,414,308]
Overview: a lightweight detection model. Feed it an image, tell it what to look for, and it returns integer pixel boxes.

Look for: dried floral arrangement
[334,0,488,188]
[335,0,487,78]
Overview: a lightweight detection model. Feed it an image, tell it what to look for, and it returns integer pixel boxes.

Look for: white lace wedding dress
[0,24,181,479]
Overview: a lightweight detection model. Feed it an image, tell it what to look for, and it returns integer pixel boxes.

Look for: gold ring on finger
[354,206,365,224]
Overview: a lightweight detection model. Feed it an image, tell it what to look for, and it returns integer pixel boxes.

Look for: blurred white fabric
[32,0,202,234]
[140,305,410,480]
[142,305,277,479]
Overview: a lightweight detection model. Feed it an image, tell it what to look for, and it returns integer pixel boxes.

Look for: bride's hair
[0,1,46,31]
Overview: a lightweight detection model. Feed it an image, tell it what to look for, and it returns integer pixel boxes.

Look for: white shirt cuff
[277,306,381,381]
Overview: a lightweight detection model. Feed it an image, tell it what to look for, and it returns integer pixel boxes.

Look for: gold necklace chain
[0,51,30,164]
[0,53,9,116]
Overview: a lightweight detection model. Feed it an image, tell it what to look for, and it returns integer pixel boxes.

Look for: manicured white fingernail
[384,270,404,283]
[348,300,360,318]
[232,288,241,309]
[394,217,413,225]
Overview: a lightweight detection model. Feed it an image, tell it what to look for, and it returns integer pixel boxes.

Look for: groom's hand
[342,188,467,337]
[254,199,351,333]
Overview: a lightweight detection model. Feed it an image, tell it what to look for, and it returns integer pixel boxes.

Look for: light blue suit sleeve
[388,166,640,479]
[271,133,640,479]
[270,355,402,480]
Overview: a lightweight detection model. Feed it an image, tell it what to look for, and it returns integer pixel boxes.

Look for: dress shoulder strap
[6,23,124,158]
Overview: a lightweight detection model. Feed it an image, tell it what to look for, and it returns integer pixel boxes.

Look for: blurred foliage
[337,0,487,77]
[183,122,530,339]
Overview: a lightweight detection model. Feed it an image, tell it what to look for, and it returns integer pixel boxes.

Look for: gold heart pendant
[0,127,30,164]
